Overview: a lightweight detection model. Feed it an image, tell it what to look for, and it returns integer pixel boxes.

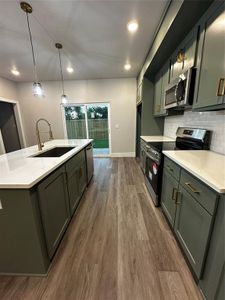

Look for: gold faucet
[36,118,54,151]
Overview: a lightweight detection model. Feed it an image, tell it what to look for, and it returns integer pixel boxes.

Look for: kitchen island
[0,139,93,275]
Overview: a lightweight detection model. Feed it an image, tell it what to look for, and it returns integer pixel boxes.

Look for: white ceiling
[0,0,168,82]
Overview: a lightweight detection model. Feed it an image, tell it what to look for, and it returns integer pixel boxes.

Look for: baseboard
[110,152,135,157]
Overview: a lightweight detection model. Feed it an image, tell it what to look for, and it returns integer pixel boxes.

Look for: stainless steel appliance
[145,127,211,206]
[164,68,196,109]
[86,143,94,184]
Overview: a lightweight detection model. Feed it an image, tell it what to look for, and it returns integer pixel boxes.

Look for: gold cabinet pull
[175,191,182,205]
[185,182,200,194]
[217,78,225,96]
[172,188,176,201]
[167,165,173,172]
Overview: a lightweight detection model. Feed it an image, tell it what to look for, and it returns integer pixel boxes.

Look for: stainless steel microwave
[164,68,196,109]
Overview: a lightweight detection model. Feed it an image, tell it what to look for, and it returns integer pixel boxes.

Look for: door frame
[61,102,111,156]
[0,97,26,154]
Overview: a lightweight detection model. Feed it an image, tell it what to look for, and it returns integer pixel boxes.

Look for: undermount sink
[32,146,76,158]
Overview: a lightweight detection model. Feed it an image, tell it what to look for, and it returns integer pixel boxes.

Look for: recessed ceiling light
[127,20,139,33]
[11,69,20,76]
[124,63,131,71]
[67,67,74,73]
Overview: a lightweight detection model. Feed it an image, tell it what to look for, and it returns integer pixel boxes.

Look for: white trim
[60,104,68,139]
[110,152,135,157]
[0,97,27,148]
[0,130,6,155]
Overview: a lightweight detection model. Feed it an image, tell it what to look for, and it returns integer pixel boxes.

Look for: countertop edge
[0,140,92,189]
[163,151,225,194]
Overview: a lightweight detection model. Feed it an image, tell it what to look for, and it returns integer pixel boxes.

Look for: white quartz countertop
[163,150,225,194]
[141,136,175,142]
[0,139,93,189]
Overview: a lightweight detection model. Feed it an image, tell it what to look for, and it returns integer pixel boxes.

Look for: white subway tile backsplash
[164,110,225,155]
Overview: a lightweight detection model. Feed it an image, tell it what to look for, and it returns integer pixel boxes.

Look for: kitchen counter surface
[163,150,225,194]
[141,136,175,143]
[0,139,92,189]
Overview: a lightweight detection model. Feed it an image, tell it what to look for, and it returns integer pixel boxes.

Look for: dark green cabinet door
[194,4,225,109]
[153,73,162,116]
[78,161,87,197]
[174,185,212,279]
[161,170,178,227]
[38,166,70,258]
[160,62,170,116]
[67,169,80,215]
[199,196,225,300]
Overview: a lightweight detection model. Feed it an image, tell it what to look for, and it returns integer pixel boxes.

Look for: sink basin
[32,146,76,158]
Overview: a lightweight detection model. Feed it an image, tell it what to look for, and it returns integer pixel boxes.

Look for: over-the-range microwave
[164,67,196,109]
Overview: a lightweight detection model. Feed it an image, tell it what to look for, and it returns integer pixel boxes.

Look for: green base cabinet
[174,185,213,278]
[199,196,225,300]
[161,170,178,227]
[193,2,225,111]
[0,148,91,275]
[38,165,71,259]
[0,189,50,275]
[161,157,219,280]
[66,149,87,215]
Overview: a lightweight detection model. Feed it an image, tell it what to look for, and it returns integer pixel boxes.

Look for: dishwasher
[85,143,94,184]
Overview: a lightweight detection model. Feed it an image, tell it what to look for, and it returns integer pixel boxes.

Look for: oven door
[145,154,161,206]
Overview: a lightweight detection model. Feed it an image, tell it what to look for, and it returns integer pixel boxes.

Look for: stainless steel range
[144,127,211,206]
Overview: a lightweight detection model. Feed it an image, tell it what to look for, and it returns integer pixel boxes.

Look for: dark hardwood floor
[0,158,202,300]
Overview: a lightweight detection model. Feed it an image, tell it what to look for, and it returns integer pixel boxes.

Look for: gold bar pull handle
[172,188,178,201]
[185,182,200,194]
[217,78,225,96]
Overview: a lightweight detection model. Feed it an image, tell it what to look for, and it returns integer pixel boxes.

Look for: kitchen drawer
[180,169,218,215]
[66,150,85,178]
[163,157,181,181]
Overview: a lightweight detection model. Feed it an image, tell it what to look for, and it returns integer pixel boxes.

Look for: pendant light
[20,2,44,97]
[55,43,68,104]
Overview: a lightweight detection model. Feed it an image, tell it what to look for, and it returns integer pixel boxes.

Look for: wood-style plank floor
[0,158,202,300]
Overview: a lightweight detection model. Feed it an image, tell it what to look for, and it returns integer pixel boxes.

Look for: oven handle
[146,152,158,164]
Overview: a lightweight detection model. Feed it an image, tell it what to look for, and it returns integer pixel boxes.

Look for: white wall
[16,78,137,156]
[164,110,225,155]
[0,76,18,100]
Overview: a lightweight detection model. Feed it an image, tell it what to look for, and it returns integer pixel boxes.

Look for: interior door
[0,101,21,153]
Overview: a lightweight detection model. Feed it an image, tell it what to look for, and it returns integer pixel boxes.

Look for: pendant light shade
[55,43,68,104]
[20,2,44,97]
[61,94,68,104]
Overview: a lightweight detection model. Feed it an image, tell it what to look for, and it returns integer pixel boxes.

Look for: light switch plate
[0,200,3,210]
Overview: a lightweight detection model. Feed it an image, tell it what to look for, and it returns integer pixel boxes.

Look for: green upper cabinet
[153,61,170,117]
[193,3,225,110]
[170,27,198,82]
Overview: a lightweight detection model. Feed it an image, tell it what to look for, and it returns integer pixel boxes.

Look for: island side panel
[0,188,50,275]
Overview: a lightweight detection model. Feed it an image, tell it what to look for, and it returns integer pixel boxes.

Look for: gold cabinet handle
[217,78,225,96]
[175,191,182,205]
[185,182,200,194]
[167,165,173,172]
[172,188,177,201]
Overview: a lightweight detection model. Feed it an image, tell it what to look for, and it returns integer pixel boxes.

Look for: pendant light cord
[58,48,65,95]
[26,12,38,82]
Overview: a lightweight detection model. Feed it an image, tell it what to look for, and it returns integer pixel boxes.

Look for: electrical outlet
[0,200,3,210]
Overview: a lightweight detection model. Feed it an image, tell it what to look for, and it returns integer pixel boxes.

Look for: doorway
[0,99,26,154]
[63,103,110,156]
